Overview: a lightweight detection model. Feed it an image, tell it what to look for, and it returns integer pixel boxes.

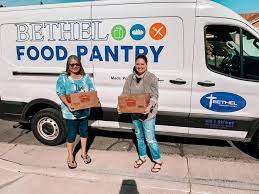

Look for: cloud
[132,29,144,36]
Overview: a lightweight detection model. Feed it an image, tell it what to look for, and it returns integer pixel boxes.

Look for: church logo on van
[200,92,246,112]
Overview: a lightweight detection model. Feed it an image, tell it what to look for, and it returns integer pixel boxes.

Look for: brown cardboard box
[67,91,100,111]
[118,93,150,113]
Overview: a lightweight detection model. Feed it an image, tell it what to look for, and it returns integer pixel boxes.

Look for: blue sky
[213,0,259,13]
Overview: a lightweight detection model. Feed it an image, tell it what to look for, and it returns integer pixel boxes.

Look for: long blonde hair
[65,55,85,76]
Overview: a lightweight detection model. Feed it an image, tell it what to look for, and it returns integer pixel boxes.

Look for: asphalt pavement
[1,119,259,194]
[0,119,256,162]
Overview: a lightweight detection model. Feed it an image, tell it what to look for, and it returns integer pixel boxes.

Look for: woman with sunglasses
[118,54,162,173]
[56,55,94,169]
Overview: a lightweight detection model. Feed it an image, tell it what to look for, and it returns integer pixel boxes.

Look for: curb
[1,157,259,192]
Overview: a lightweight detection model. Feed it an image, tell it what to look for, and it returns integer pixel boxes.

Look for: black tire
[250,130,259,157]
[232,130,259,159]
[31,108,66,146]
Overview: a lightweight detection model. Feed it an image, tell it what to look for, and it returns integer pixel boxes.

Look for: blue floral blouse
[56,73,95,120]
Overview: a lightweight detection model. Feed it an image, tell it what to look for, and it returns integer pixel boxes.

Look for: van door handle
[197,81,215,87]
[169,79,186,85]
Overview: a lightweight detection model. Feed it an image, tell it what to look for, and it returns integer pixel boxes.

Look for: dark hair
[66,55,85,76]
[135,54,148,64]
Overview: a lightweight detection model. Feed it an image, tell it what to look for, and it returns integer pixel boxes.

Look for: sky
[0,0,258,14]
[212,0,258,13]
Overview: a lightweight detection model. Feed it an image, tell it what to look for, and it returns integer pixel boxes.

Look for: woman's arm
[56,75,74,111]
[144,75,158,114]
[149,75,159,106]
[122,75,132,94]
[118,74,132,113]
[86,75,95,91]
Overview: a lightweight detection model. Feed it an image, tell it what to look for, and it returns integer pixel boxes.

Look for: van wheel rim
[37,117,59,141]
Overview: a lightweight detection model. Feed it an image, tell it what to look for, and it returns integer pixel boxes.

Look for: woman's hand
[144,105,152,114]
[117,105,122,114]
[67,104,75,112]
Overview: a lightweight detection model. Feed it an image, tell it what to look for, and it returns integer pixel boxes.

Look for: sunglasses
[69,63,80,67]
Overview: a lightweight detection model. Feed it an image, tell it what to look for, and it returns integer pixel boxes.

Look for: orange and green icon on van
[111,25,126,41]
[149,23,167,40]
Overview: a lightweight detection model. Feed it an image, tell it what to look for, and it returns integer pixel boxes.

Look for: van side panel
[0,3,93,121]
[91,2,196,133]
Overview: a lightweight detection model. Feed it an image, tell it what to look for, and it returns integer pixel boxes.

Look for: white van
[0,0,259,150]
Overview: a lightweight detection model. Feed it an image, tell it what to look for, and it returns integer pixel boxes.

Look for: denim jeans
[65,118,88,143]
[132,115,161,162]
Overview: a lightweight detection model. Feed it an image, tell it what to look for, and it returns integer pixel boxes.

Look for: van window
[205,25,241,78]
[242,30,259,80]
[205,25,259,81]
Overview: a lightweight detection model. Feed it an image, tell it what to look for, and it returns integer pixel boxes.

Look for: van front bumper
[0,100,27,123]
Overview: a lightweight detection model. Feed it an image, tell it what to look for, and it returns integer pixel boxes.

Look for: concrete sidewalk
[0,142,259,194]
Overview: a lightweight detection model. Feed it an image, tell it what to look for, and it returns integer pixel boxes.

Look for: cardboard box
[67,91,100,111]
[118,93,150,113]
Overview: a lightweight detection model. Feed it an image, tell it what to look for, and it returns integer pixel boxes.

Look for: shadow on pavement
[87,128,229,147]
[119,179,139,194]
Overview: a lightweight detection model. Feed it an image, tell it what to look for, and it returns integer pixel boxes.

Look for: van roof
[0,0,199,12]
[92,0,197,3]
[197,0,258,34]
[0,0,254,32]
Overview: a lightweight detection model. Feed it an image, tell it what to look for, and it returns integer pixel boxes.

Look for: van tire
[252,131,259,156]
[31,108,66,146]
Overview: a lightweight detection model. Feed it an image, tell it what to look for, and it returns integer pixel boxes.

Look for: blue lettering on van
[150,46,164,62]
[41,46,54,60]
[56,46,68,61]
[27,46,39,60]
[120,46,133,62]
[135,46,148,56]
[90,46,103,61]
[16,46,25,60]
[16,45,164,62]
[77,46,88,59]
[204,119,235,129]
[200,92,246,112]
[105,46,118,62]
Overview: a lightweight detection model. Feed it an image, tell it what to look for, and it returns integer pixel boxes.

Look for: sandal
[81,154,92,164]
[134,158,146,168]
[151,162,162,173]
[67,159,77,169]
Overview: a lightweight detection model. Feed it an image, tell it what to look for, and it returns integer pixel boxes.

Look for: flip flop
[67,160,77,169]
[151,162,162,173]
[81,154,92,164]
[134,158,146,168]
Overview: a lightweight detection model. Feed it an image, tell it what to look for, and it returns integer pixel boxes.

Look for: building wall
[240,13,259,29]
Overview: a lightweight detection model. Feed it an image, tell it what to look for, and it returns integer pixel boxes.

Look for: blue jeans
[65,118,88,143]
[132,115,161,162]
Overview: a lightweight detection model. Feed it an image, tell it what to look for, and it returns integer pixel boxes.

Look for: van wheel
[31,108,66,146]
[232,130,259,159]
[251,131,259,157]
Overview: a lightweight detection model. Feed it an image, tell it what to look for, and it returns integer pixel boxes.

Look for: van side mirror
[253,40,259,49]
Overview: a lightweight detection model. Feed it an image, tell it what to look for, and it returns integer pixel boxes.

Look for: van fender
[21,98,60,122]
